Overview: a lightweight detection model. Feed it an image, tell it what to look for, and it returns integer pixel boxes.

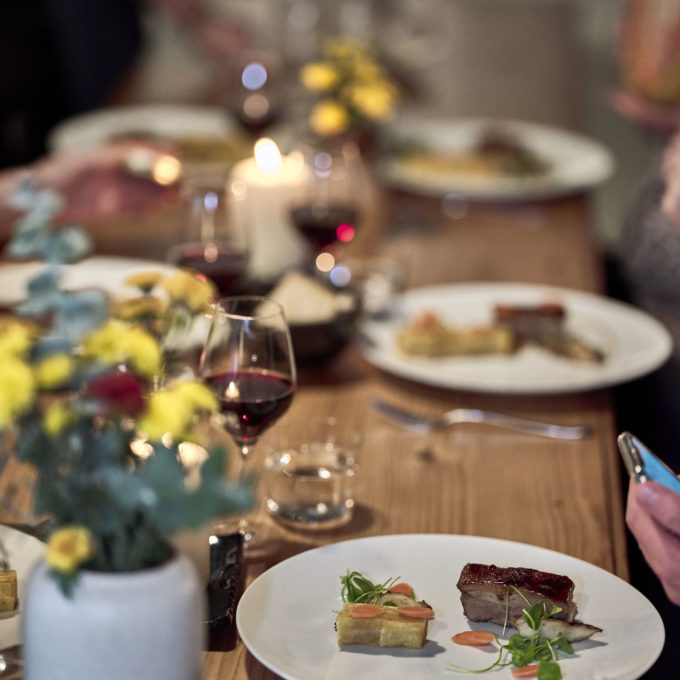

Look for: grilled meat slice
[457,563,577,626]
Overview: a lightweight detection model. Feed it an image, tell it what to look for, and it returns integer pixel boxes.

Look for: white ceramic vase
[22,553,204,680]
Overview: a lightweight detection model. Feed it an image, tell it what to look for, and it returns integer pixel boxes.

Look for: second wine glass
[200,296,297,554]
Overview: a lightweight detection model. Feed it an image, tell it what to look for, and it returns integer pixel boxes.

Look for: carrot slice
[511,664,539,677]
[451,630,496,646]
[350,604,383,619]
[397,606,434,619]
[389,582,414,597]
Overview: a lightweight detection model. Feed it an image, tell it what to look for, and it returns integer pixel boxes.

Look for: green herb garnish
[447,587,574,679]
[340,570,401,604]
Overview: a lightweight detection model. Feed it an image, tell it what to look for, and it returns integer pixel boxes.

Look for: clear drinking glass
[200,296,297,553]
[168,175,250,296]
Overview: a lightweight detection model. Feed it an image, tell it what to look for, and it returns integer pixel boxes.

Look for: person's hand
[607,89,680,132]
[0,142,178,225]
[662,130,680,228]
[627,479,680,605]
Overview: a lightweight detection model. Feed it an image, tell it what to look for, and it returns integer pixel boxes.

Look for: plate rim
[381,116,615,200]
[358,281,673,394]
[236,532,665,680]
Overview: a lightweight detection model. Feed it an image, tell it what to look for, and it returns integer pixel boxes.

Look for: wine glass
[289,140,363,265]
[168,175,250,296]
[200,295,297,553]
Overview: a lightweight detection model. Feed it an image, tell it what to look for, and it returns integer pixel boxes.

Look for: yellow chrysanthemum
[300,62,339,92]
[0,356,36,427]
[46,526,94,573]
[345,82,397,121]
[323,38,364,62]
[138,389,193,442]
[161,271,215,313]
[309,100,350,137]
[82,320,162,379]
[34,353,73,390]
[125,327,162,378]
[112,296,165,322]
[171,380,217,413]
[0,322,33,358]
[124,271,163,293]
[43,403,74,436]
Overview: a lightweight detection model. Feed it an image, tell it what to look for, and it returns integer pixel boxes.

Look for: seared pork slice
[511,615,602,643]
[457,563,577,626]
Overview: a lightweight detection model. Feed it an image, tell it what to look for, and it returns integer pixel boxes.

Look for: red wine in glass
[205,369,295,444]
[170,242,248,295]
[290,202,359,252]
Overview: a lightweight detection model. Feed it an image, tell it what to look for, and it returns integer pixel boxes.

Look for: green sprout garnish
[340,570,402,604]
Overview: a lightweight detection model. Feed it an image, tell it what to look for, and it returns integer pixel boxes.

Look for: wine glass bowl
[200,296,296,552]
[168,175,250,296]
[289,142,363,259]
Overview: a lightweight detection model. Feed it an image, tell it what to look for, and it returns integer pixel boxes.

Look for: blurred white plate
[359,282,672,394]
[48,104,234,151]
[382,117,614,200]
[0,256,178,305]
[0,526,44,650]
[236,534,664,680]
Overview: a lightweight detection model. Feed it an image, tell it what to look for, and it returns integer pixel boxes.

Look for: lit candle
[229,138,308,282]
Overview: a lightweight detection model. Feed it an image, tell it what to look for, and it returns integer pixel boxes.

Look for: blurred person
[608,2,680,676]
[0,0,248,169]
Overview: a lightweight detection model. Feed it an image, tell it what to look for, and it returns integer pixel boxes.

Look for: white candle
[229,138,309,282]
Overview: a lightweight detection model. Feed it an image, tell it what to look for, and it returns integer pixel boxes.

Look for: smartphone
[617,431,680,494]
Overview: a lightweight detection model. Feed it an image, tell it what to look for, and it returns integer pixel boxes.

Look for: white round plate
[47,104,233,151]
[359,282,672,394]
[0,256,178,306]
[381,117,614,200]
[236,534,664,680]
[0,526,44,650]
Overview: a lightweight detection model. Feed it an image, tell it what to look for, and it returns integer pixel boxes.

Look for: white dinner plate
[0,256,178,306]
[359,282,672,394]
[236,534,664,680]
[0,526,44,650]
[47,104,234,152]
[381,117,614,200]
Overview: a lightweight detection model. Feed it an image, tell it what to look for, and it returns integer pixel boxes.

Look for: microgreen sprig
[340,570,402,604]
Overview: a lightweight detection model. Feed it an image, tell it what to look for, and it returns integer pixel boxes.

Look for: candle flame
[254,137,282,174]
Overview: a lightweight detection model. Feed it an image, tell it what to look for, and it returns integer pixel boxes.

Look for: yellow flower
[44,403,74,436]
[172,380,217,412]
[125,327,162,378]
[124,271,163,293]
[34,353,73,390]
[161,271,215,313]
[300,62,339,92]
[82,320,162,379]
[138,389,193,442]
[309,100,350,137]
[345,82,397,121]
[46,526,94,573]
[0,321,33,358]
[0,356,35,427]
[112,296,165,322]
[323,38,364,62]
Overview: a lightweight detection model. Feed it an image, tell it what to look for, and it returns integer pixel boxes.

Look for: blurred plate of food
[359,282,672,394]
[47,104,251,177]
[0,256,179,307]
[380,117,614,200]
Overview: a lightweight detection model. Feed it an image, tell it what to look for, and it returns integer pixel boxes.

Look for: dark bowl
[289,307,359,367]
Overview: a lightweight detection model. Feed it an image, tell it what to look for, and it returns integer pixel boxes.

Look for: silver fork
[371,398,591,440]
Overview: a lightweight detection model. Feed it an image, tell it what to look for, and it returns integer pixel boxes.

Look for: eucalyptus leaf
[54,289,110,341]
[45,226,92,264]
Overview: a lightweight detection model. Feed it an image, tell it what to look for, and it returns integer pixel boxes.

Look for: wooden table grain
[0,182,628,680]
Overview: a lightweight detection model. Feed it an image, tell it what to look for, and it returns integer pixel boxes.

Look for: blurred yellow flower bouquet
[0,182,251,595]
[300,38,399,138]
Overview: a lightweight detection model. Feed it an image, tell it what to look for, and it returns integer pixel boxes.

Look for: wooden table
[0,177,628,679]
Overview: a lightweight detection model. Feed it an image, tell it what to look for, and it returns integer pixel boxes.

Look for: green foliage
[3,181,253,593]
